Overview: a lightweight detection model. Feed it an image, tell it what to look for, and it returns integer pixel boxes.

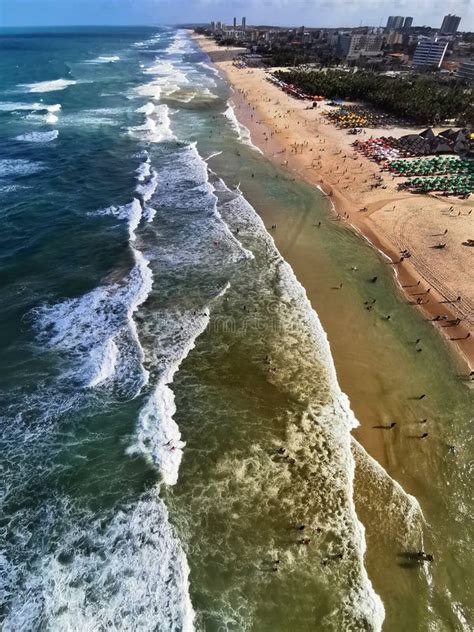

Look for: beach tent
[419,128,436,140]
[439,129,456,142]
[453,130,468,143]
[432,140,453,154]
[453,140,469,155]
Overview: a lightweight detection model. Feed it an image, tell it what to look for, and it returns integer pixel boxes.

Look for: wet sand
[193,34,474,372]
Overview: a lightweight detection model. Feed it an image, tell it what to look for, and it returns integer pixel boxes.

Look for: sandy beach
[193,34,474,370]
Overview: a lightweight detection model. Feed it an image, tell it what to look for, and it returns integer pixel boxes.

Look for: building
[233,17,237,29]
[458,59,474,80]
[346,34,383,61]
[440,14,461,34]
[336,33,351,57]
[386,16,404,30]
[413,38,448,68]
[403,17,413,29]
[385,31,404,47]
[242,17,246,31]
[210,21,215,32]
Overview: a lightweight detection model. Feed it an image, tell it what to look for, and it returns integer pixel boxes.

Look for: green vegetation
[274,69,474,126]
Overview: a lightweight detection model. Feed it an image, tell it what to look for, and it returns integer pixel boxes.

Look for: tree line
[274,69,474,126]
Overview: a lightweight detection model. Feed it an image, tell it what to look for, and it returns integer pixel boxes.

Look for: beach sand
[193,34,474,371]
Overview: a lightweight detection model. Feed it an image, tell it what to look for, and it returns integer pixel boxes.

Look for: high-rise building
[242,17,246,31]
[458,59,474,80]
[413,38,448,68]
[346,34,383,61]
[385,31,403,46]
[210,21,215,32]
[440,14,461,34]
[336,33,351,57]
[386,16,404,29]
[233,17,237,29]
[403,17,413,29]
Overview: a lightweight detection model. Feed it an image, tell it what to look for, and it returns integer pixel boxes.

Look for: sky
[1,0,473,31]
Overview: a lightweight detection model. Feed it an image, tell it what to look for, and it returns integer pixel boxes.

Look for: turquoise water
[0,27,472,631]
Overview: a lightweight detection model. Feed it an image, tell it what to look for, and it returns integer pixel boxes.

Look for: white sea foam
[133,58,190,102]
[166,31,194,56]
[130,104,175,144]
[56,194,152,394]
[223,101,263,154]
[2,494,195,632]
[136,102,155,116]
[59,108,122,128]
[46,103,61,113]
[136,154,152,182]
[19,79,76,93]
[126,138,251,487]
[15,130,58,143]
[0,158,45,177]
[198,61,221,77]
[135,170,158,202]
[88,337,119,387]
[85,55,120,64]
[144,206,157,222]
[213,179,385,630]
[95,198,143,241]
[33,246,152,396]
[133,80,162,100]
[45,113,58,124]
[0,184,29,193]
[128,282,231,486]
[0,101,61,113]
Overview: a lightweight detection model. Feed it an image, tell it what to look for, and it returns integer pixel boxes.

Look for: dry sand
[193,34,474,370]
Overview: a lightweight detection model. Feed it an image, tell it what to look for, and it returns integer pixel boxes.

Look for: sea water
[0,26,472,631]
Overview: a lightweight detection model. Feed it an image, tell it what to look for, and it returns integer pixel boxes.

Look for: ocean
[0,26,472,631]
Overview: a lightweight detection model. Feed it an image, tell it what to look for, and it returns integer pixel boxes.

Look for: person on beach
[373,422,396,429]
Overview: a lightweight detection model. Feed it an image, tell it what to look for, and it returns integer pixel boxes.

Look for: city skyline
[1,0,473,31]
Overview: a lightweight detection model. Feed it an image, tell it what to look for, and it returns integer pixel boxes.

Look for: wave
[143,206,157,222]
[85,55,120,64]
[95,198,143,241]
[135,170,158,203]
[131,103,175,144]
[19,79,76,93]
[0,183,30,194]
[34,187,153,397]
[0,101,61,113]
[165,87,218,104]
[2,494,195,631]
[223,101,263,154]
[198,61,221,77]
[136,153,152,182]
[32,245,152,397]
[125,142,252,488]
[133,58,191,102]
[0,158,45,178]
[127,282,230,486]
[136,102,155,116]
[15,130,58,143]
[166,31,194,56]
[58,109,122,128]
[210,178,385,630]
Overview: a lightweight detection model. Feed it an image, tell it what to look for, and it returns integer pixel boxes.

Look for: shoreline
[193,34,474,373]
